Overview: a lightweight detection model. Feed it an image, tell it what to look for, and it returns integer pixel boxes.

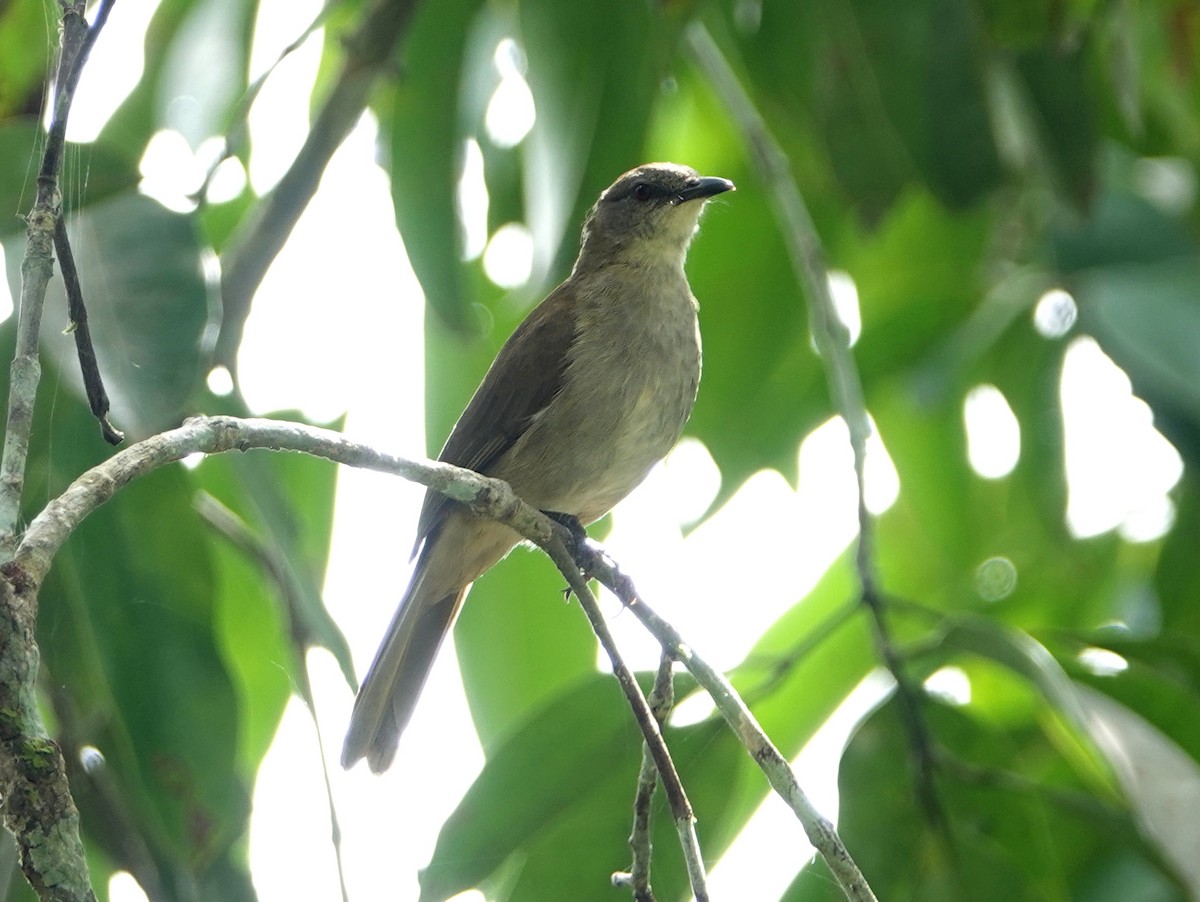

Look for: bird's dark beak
[674,176,735,205]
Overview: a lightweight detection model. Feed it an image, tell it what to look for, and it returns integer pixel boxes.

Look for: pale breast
[494,266,701,521]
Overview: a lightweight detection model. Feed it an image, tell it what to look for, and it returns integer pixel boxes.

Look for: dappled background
[2,0,1200,900]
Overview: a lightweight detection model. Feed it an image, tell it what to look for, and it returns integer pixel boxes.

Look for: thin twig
[214,0,420,374]
[575,544,879,902]
[613,652,676,902]
[539,532,710,902]
[53,217,122,445]
[0,0,118,556]
[687,21,945,832]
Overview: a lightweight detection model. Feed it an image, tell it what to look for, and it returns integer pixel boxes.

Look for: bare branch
[573,545,879,902]
[0,571,95,902]
[613,652,676,902]
[6,414,873,901]
[0,0,119,557]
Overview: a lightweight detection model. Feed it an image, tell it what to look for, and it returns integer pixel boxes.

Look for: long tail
[341,570,466,773]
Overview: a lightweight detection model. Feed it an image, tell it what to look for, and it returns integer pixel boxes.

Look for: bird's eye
[633,182,654,202]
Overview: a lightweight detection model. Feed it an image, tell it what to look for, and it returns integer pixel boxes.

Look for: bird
[342,162,733,772]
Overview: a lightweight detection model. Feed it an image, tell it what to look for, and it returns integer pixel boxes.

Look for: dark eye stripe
[631,181,669,202]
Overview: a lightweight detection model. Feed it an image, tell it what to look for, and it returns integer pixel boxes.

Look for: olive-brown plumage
[342,163,733,772]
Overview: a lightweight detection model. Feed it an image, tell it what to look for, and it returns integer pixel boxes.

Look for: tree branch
[0,570,95,902]
[571,544,879,902]
[612,651,676,902]
[0,0,118,556]
[4,414,873,901]
[537,524,709,901]
[0,4,116,899]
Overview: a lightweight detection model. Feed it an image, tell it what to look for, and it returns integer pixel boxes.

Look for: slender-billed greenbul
[342,162,733,772]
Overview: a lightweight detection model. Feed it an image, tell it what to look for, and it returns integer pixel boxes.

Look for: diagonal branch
[612,651,677,902]
[4,414,873,901]
[687,22,944,831]
[572,543,879,902]
[53,217,123,445]
[538,531,709,901]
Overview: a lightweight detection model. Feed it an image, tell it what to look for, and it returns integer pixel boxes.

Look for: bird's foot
[543,510,589,547]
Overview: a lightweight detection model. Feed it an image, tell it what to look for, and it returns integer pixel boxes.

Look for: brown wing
[412,282,578,551]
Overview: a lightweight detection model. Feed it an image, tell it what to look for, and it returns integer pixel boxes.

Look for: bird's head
[577,163,734,271]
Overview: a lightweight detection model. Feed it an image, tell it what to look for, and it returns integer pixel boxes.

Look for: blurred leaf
[154,0,257,148]
[1015,41,1101,203]
[455,545,598,751]
[518,0,675,281]
[1156,475,1200,637]
[419,674,638,902]
[27,386,250,889]
[1074,687,1200,896]
[685,171,818,496]
[0,1,51,118]
[1053,191,1195,273]
[1052,188,1200,459]
[787,696,1182,900]
[380,0,484,332]
[1065,638,1200,766]
[939,617,1093,734]
[848,189,992,381]
[1,191,215,439]
[1076,258,1200,429]
[100,0,255,156]
[802,0,1003,213]
[0,120,140,239]
[193,431,350,763]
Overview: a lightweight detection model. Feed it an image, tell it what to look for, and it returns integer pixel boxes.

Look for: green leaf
[30,405,250,888]
[940,617,1093,731]
[517,0,675,279]
[100,0,256,156]
[379,0,484,331]
[1052,191,1195,273]
[1156,475,1200,637]
[1076,258,1200,430]
[455,546,598,751]
[1015,41,1101,203]
[800,0,1002,212]
[1051,187,1200,458]
[418,674,638,902]
[847,189,992,381]
[685,171,819,496]
[0,2,52,118]
[3,191,215,439]
[0,120,140,239]
[1066,637,1200,767]
[192,414,353,691]
[788,697,1181,900]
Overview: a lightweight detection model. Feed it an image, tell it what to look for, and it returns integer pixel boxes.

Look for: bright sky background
[4,1,1183,900]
